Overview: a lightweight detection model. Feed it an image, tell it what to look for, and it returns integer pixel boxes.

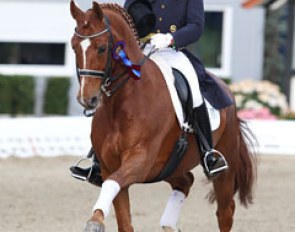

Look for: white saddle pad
[149,51,220,132]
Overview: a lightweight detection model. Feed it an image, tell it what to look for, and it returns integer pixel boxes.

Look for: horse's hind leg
[161,172,194,231]
[213,172,236,232]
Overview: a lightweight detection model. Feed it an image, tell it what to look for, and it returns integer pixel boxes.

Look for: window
[0,42,65,65]
[188,12,223,68]
[187,6,233,77]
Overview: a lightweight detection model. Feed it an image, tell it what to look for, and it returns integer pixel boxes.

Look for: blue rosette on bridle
[112,41,141,80]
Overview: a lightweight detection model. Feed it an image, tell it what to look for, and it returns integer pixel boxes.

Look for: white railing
[0,116,92,158]
[0,117,294,158]
[246,120,295,156]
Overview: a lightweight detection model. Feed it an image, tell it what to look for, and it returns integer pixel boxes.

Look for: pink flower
[238,107,277,120]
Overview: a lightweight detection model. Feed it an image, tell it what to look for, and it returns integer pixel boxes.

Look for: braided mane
[100,3,139,44]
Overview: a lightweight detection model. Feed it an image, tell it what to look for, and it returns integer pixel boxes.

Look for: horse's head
[70,1,112,110]
[71,1,143,112]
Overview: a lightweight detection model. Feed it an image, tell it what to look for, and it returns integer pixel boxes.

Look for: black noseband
[77,69,105,79]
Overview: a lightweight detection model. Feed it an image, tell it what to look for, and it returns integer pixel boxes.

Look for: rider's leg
[193,101,228,179]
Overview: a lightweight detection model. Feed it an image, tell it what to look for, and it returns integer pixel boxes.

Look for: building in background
[243,0,295,109]
[0,0,266,115]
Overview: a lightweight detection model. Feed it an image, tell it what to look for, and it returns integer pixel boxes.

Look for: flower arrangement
[229,79,289,120]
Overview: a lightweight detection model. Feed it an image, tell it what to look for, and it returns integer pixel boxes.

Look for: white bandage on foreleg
[160,190,186,230]
[92,180,121,218]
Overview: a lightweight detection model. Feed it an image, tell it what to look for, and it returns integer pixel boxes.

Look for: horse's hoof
[162,226,181,232]
[83,221,105,232]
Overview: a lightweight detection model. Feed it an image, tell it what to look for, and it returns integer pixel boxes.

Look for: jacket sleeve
[172,0,204,48]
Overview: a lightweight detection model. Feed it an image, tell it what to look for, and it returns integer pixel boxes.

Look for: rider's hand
[150,33,174,49]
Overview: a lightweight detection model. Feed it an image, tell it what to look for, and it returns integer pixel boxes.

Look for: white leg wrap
[92,180,121,218]
[160,190,186,230]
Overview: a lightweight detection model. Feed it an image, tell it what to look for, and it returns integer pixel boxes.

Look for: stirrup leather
[203,149,228,175]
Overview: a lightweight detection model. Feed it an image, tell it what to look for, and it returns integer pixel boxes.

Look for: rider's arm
[172,0,204,49]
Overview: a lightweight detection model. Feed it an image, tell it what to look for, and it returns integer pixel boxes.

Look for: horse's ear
[70,0,84,20]
[92,1,103,21]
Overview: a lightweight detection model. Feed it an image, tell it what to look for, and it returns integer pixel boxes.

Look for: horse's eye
[98,45,106,54]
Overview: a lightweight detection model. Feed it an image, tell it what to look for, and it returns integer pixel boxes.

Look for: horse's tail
[235,117,257,207]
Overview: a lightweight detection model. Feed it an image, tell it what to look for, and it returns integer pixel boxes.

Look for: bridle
[74,16,115,95]
[74,14,148,117]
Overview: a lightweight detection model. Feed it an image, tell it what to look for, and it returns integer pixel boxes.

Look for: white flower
[240,80,256,94]
[258,93,269,102]
[244,100,264,109]
[267,97,279,107]
[230,83,242,93]
[234,94,244,108]
[230,79,290,117]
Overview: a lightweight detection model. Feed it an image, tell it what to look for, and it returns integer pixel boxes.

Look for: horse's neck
[101,9,153,108]
[105,9,143,63]
[124,40,144,64]
[102,54,148,112]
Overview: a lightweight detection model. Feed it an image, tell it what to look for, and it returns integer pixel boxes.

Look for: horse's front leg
[84,149,150,232]
[113,188,134,232]
[84,179,120,232]
[86,187,134,232]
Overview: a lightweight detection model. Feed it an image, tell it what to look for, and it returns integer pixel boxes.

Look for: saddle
[172,68,194,125]
[148,68,192,182]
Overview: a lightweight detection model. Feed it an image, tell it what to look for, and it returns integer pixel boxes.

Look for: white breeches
[145,46,203,107]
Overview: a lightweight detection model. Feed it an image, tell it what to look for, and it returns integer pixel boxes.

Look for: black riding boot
[70,147,103,187]
[193,102,228,179]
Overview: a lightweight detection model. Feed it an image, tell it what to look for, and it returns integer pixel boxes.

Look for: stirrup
[70,156,93,181]
[203,149,228,176]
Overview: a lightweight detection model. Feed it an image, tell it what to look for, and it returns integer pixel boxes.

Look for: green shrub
[43,77,70,115]
[222,78,231,85]
[10,76,35,115]
[0,75,11,113]
[0,75,35,115]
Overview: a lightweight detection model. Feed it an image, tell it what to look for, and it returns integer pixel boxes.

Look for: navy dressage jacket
[124,0,233,109]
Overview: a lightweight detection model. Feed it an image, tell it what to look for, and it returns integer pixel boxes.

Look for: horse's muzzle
[77,94,100,109]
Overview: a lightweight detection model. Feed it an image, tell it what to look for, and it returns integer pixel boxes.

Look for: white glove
[150,33,174,49]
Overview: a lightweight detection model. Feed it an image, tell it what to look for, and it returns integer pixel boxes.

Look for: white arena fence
[0,117,295,158]
[245,120,295,156]
[0,116,92,158]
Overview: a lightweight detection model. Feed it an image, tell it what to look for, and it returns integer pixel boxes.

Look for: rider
[70,0,233,185]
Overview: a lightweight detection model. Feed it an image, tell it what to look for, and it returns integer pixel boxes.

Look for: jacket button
[159,17,163,22]
[161,4,166,9]
[156,29,161,33]
[170,25,177,33]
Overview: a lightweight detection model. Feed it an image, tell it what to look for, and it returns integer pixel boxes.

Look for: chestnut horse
[70,1,256,232]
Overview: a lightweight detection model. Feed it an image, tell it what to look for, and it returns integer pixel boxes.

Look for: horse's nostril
[90,96,98,106]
